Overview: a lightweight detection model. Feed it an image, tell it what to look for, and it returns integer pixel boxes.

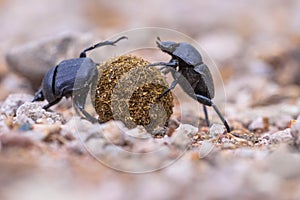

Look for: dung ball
[93,55,174,131]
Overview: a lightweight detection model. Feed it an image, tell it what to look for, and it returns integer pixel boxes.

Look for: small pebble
[170,124,194,149]
[274,115,293,130]
[199,140,216,158]
[0,94,33,117]
[248,117,269,132]
[101,121,126,145]
[0,132,35,149]
[291,119,300,148]
[269,129,293,144]
[15,102,65,125]
[209,124,226,137]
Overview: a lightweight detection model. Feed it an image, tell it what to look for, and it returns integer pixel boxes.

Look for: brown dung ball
[93,55,174,131]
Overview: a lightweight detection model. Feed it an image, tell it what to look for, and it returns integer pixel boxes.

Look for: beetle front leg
[73,91,98,123]
[147,58,178,68]
[148,62,175,67]
[147,59,179,101]
[42,97,62,110]
[158,66,173,75]
[156,79,179,101]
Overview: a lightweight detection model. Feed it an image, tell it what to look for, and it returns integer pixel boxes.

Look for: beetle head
[156,37,178,54]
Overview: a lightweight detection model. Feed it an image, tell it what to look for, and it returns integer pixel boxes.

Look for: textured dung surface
[94,55,173,131]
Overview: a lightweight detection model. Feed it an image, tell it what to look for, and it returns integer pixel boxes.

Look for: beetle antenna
[80,36,128,58]
[156,37,162,46]
[32,88,45,102]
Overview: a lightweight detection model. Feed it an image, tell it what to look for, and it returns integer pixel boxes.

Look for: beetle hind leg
[211,104,231,133]
[203,105,210,127]
[195,94,231,133]
[73,94,98,123]
[75,105,98,123]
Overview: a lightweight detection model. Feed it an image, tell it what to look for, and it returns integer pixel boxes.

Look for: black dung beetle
[32,36,127,122]
[148,37,231,133]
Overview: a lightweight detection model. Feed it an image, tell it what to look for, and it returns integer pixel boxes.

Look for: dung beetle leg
[43,97,62,110]
[158,66,172,75]
[73,91,98,123]
[147,59,178,68]
[156,78,179,101]
[80,36,128,58]
[203,105,210,127]
[147,59,179,101]
[195,94,230,133]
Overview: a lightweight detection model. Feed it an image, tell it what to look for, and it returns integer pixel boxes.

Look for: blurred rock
[268,129,293,144]
[64,117,104,139]
[199,32,243,63]
[101,121,126,145]
[15,102,64,125]
[25,124,62,142]
[84,137,107,156]
[125,125,148,139]
[209,123,226,136]
[199,140,216,158]
[248,117,269,132]
[291,119,300,149]
[178,124,198,137]
[274,115,293,130]
[0,132,35,149]
[20,130,49,142]
[268,145,300,179]
[0,93,33,117]
[260,42,300,85]
[171,124,196,149]
[6,32,93,89]
[65,141,86,155]
[0,73,33,101]
[226,76,279,108]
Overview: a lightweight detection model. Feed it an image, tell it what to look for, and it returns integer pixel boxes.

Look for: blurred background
[0,0,299,110]
[0,0,300,199]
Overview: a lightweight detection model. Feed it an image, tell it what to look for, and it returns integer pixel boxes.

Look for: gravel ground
[0,0,300,200]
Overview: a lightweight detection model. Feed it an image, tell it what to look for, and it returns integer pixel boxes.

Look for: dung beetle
[32,36,127,122]
[148,37,231,133]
